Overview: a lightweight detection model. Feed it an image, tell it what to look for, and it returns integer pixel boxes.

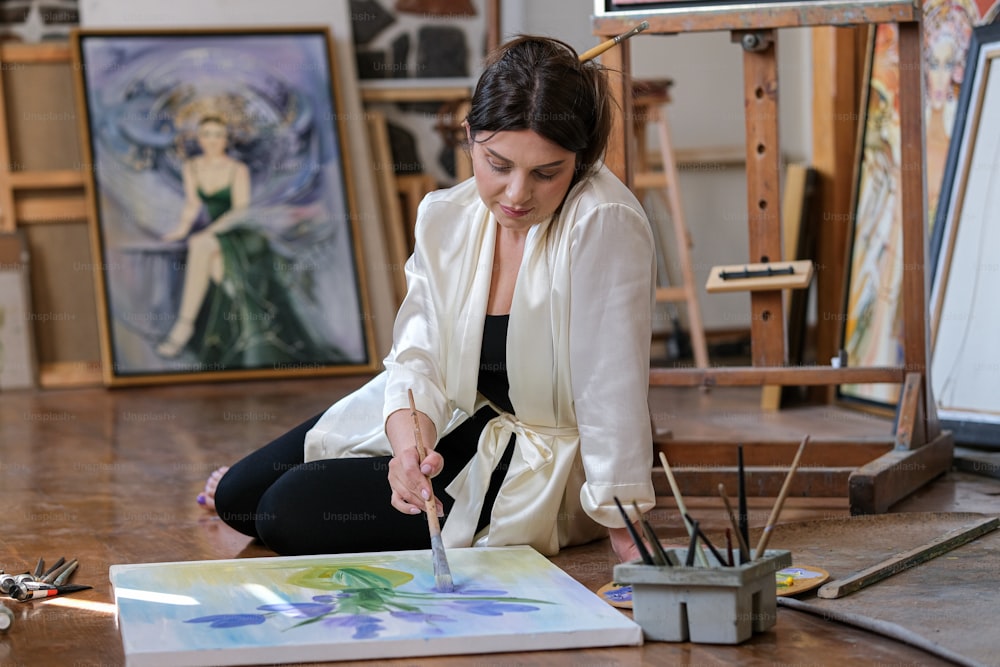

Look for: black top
[477,314,514,414]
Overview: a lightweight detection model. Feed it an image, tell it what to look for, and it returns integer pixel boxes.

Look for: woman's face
[196,121,228,157]
[926,37,959,110]
[468,129,576,234]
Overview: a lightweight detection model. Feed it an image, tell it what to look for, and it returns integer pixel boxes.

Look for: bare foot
[197,466,230,512]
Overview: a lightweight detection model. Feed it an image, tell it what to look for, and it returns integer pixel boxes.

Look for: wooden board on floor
[753,512,1000,667]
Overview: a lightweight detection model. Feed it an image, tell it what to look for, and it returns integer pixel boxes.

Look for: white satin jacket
[304,164,657,555]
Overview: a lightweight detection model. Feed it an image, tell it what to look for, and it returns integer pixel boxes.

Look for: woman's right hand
[385,408,444,517]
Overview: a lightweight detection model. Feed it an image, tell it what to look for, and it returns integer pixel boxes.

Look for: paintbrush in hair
[408,389,454,592]
[579,21,650,62]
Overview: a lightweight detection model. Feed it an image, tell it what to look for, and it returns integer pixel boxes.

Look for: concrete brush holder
[613,548,792,644]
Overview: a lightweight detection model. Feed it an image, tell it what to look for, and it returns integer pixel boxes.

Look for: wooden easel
[593,2,953,514]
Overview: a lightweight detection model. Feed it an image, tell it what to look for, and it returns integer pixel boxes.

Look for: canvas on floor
[110,545,642,666]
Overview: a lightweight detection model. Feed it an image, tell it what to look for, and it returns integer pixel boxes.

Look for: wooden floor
[3,376,1000,666]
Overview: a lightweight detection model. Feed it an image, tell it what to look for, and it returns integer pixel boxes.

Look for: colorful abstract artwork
[839,0,1000,408]
[110,546,642,666]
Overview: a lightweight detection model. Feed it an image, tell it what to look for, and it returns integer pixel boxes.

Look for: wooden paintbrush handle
[408,389,440,524]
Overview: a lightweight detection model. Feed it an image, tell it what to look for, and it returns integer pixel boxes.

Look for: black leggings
[214,406,514,555]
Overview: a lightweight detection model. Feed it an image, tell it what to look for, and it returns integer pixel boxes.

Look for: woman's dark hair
[466,35,613,184]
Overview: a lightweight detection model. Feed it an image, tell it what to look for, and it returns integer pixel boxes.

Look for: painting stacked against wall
[72,28,379,386]
[349,0,486,187]
[928,20,1000,446]
[840,0,1000,410]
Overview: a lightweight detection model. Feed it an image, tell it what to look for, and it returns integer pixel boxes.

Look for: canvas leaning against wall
[70,27,379,386]
[928,21,1000,446]
[839,0,1000,410]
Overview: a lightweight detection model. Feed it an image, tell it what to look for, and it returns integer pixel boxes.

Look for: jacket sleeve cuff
[580,481,656,528]
[382,367,451,443]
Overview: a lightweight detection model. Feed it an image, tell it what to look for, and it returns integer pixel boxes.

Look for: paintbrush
[684,513,728,567]
[754,435,809,559]
[578,21,650,62]
[657,451,710,567]
[737,444,749,552]
[685,519,700,567]
[632,500,671,566]
[613,497,655,565]
[718,482,752,564]
[408,389,454,592]
[39,557,65,583]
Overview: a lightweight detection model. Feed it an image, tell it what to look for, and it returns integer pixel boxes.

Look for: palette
[110,545,642,666]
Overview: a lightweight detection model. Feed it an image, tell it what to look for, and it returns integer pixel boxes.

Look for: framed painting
[928,21,1000,447]
[71,27,379,386]
[0,232,37,390]
[110,546,642,666]
[838,0,1000,411]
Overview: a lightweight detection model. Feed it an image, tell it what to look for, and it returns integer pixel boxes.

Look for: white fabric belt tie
[441,413,579,550]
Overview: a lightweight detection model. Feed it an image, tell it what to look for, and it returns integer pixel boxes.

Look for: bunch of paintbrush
[1,556,91,602]
[613,496,670,566]
[658,450,746,568]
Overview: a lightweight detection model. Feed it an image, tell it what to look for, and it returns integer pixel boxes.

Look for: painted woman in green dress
[157,115,337,366]
[157,115,251,358]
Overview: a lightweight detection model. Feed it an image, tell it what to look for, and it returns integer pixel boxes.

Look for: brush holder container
[613,548,792,644]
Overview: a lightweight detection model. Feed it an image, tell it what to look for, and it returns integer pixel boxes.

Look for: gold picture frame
[71,26,379,386]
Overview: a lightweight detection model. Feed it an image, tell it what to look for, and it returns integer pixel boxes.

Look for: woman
[158,115,252,358]
[208,36,658,563]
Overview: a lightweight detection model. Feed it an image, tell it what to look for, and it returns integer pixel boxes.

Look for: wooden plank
[650,365,906,387]
[359,85,471,103]
[0,42,71,63]
[599,38,631,185]
[0,50,14,232]
[657,440,893,468]
[658,466,856,499]
[894,372,925,451]
[706,260,813,293]
[896,21,940,444]
[849,431,955,514]
[816,516,999,599]
[37,360,103,388]
[762,163,816,410]
[15,196,89,223]
[592,3,919,35]
[810,25,866,403]
[365,111,408,307]
[739,31,785,368]
[7,170,85,188]
[655,286,687,302]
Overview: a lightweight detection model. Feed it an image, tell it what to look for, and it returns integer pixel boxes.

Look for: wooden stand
[593,3,952,514]
[0,42,103,388]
